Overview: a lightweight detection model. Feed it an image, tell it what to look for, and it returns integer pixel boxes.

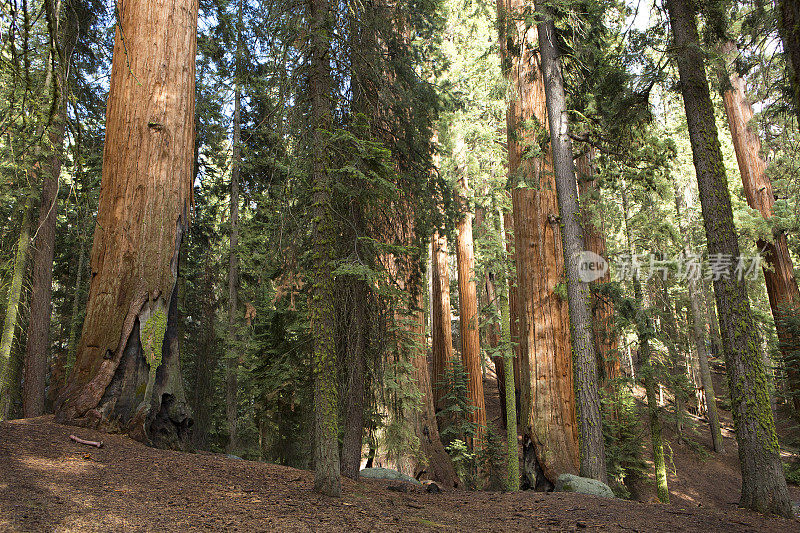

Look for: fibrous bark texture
[719,41,800,410]
[431,232,454,414]
[499,0,580,486]
[666,0,792,517]
[54,0,197,449]
[456,175,487,445]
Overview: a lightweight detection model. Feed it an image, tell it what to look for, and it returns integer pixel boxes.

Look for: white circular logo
[575,251,608,283]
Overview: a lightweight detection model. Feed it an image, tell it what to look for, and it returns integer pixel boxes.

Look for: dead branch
[69,435,103,448]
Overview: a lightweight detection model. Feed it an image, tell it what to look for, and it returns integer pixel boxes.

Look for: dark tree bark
[24,0,81,418]
[225,0,243,454]
[192,252,218,450]
[778,0,800,124]
[666,0,792,517]
[309,0,341,497]
[340,280,368,479]
[534,4,607,483]
[53,0,197,447]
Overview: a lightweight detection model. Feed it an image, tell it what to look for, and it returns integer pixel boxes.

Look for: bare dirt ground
[1,415,799,532]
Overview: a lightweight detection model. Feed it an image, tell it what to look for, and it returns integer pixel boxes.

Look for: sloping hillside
[1,417,797,532]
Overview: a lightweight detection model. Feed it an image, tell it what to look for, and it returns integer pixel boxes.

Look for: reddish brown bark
[456,176,487,444]
[430,232,454,413]
[719,41,800,409]
[576,150,619,385]
[499,0,579,484]
[54,0,197,448]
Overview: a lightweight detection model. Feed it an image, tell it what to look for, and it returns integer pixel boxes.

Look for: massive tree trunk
[431,232,454,414]
[666,0,792,517]
[778,0,800,124]
[718,41,800,410]
[309,0,341,497]
[499,0,580,487]
[535,5,607,482]
[455,175,486,445]
[53,0,197,448]
[0,201,33,420]
[673,182,724,452]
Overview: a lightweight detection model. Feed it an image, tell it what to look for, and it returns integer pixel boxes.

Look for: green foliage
[602,382,648,498]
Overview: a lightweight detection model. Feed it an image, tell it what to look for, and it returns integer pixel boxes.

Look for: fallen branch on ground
[69,435,103,448]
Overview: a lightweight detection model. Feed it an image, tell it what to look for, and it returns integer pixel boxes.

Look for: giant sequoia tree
[498,0,580,487]
[665,0,791,517]
[54,0,198,447]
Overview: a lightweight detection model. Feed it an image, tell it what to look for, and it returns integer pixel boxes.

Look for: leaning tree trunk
[309,0,341,497]
[499,0,580,487]
[455,175,486,446]
[0,201,33,420]
[534,3,607,483]
[673,181,724,452]
[778,0,800,125]
[666,0,792,517]
[718,40,800,410]
[53,0,197,448]
[701,278,723,358]
[431,232,455,414]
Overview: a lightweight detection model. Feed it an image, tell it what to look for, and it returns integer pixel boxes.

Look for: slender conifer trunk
[535,4,607,482]
[0,202,33,420]
[666,0,791,516]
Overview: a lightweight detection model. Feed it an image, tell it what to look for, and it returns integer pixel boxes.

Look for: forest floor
[1,409,800,532]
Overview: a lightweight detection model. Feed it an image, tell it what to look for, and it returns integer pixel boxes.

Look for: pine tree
[665,0,792,516]
[308,0,341,498]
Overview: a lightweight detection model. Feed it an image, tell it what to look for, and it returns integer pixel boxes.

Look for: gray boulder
[359,467,422,485]
[553,473,615,498]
